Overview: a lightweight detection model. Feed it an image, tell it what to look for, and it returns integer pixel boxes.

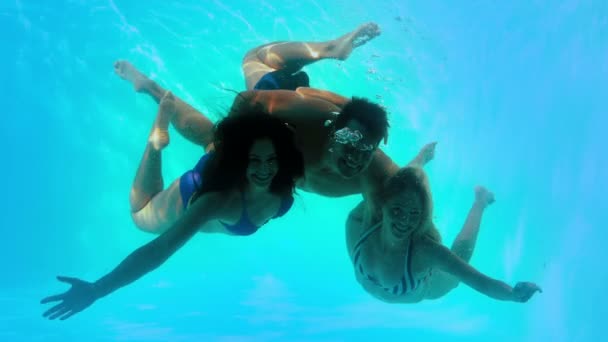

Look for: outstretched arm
[419,237,541,302]
[93,193,222,298]
[41,193,226,320]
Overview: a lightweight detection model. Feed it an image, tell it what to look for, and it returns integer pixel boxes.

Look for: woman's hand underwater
[40,276,98,320]
[512,282,542,302]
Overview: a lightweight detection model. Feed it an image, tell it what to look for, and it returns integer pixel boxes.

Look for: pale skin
[114,22,396,219]
[113,22,381,150]
[345,145,542,303]
[39,23,393,320]
[242,22,381,89]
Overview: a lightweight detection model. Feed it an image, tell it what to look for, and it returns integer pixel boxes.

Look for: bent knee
[129,189,152,213]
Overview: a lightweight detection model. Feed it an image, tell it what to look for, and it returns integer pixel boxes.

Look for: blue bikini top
[221,192,294,236]
[183,153,294,236]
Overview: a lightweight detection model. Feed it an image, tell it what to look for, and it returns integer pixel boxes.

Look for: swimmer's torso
[155,189,286,236]
[297,152,391,199]
[297,167,362,197]
[346,204,432,303]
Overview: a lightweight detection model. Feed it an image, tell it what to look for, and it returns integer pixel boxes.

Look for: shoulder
[368,150,399,179]
[361,150,399,200]
[347,200,367,223]
[345,201,370,253]
[274,195,295,218]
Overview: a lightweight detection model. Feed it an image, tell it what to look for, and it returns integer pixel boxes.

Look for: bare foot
[114,60,151,92]
[329,23,381,60]
[149,92,176,151]
[475,186,495,207]
[351,23,381,48]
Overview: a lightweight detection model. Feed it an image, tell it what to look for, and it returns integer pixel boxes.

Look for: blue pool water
[1,0,606,341]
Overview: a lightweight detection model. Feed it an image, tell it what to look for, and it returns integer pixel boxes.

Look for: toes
[364,22,381,36]
[352,23,381,47]
[113,61,123,74]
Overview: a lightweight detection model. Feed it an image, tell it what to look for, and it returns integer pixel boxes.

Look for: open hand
[512,282,542,303]
[40,276,98,320]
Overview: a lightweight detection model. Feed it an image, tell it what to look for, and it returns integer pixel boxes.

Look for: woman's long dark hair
[194,107,304,199]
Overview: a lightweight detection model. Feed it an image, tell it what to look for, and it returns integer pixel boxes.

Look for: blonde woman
[345,144,541,303]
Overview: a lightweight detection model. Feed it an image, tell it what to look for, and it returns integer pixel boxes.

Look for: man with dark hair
[228,86,410,217]
[334,97,390,143]
[113,22,427,216]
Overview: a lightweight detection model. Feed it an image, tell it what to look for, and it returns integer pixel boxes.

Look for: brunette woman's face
[246,138,279,189]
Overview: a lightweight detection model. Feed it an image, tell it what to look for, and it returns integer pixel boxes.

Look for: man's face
[329,119,379,179]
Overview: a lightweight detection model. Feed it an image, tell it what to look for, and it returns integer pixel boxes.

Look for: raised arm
[40,193,226,320]
[419,237,541,302]
[406,142,437,168]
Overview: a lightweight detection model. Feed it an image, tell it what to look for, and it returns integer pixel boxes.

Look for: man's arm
[229,89,341,123]
[294,87,350,108]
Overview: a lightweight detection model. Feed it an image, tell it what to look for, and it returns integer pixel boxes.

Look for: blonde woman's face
[382,190,423,239]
